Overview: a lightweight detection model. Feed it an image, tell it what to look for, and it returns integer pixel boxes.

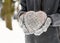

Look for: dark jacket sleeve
[18,0,27,17]
[49,3,60,27]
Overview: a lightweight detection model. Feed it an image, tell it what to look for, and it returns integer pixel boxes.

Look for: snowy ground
[0,18,25,43]
[0,2,24,43]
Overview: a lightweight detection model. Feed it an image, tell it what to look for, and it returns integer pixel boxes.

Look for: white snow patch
[0,18,25,43]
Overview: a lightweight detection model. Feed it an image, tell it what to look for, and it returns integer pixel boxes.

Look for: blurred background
[0,0,25,43]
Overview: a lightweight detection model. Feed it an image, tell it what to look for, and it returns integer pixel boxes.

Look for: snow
[0,18,25,43]
[0,1,24,43]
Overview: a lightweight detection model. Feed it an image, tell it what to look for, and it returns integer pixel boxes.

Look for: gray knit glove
[18,11,51,35]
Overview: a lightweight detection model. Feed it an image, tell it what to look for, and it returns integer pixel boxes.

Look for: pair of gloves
[18,11,51,36]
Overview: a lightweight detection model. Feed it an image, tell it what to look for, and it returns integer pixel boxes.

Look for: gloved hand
[34,17,51,36]
[18,11,51,35]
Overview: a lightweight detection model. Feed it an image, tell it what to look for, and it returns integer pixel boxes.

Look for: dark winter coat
[19,0,60,43]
